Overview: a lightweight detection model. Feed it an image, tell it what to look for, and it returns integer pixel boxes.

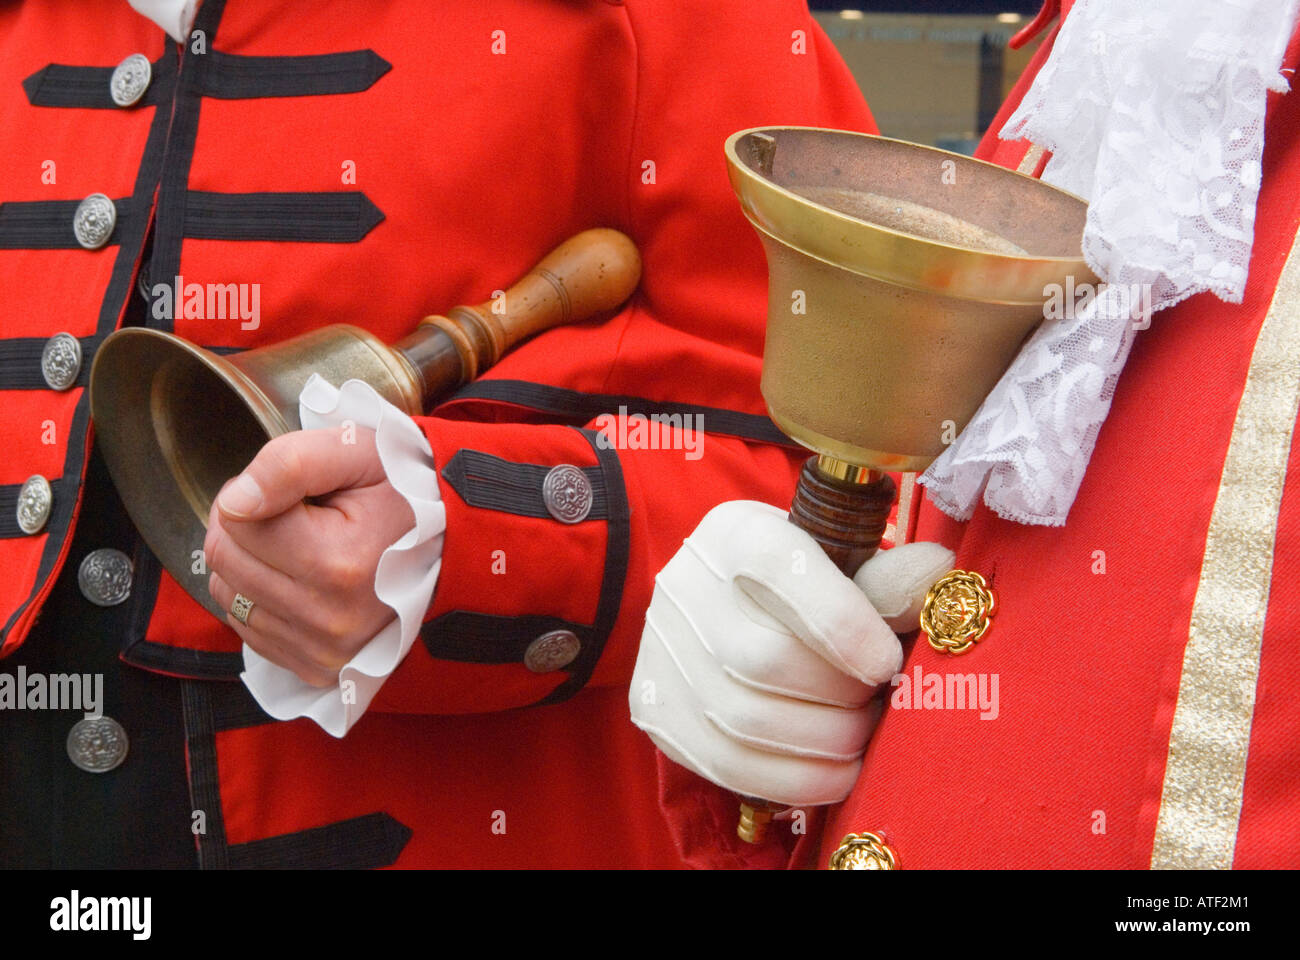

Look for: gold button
[920,569,996,655]
[828,832,899,870]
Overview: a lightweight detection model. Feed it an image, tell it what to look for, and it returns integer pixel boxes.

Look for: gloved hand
[629,499,954,807]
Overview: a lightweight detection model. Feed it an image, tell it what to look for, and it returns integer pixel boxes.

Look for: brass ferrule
[816,454,879,484]
[737,801,777,845]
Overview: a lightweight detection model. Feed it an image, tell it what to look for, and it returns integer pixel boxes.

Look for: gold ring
[230,593,255,626]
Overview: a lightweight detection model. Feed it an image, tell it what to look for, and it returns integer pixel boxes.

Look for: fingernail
[219,473,263,518]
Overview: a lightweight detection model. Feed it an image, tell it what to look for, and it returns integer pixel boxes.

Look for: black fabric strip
[23,59,164,109]
[22,49,388,109]
[440,449,606,519]
[422,612,583,664]
[120,640,245,680]
[536,429,631,705]
[0,479,67,539]
[182,680,230,869]
[0,335,101,390]
[209,680,274,732]
[147,4,218,327]
[117,505,165,665]
[182,190,384,243]
[445,378,796,447]
[109,1,225,683]
[0,44,178,648]
[226,813,412,869]
[0,197,134,249]
[194,49,392,99]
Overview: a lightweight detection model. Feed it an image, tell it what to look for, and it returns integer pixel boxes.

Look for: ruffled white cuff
[239,375,446,738]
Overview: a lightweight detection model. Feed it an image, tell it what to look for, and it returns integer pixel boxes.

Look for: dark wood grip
[414,228,641,384]
[788,457,896,576]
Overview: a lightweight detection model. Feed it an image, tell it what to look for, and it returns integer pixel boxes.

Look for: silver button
[524,629,581,673]
[78,548,133,607]
[73,193,116,250]
[40,333,82,391]
[66,715,129,773]
[16,475,52,535]
[541,464,593,524]
[109,53,151,108]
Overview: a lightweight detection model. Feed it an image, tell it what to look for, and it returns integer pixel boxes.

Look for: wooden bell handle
[788,457,896,576]
[418,228,641,383]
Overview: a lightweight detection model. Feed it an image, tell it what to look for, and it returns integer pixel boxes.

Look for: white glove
[629,500,954,807]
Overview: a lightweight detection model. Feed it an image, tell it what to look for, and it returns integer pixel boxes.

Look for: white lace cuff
[918,0,1300,527]
[239,375,446,738]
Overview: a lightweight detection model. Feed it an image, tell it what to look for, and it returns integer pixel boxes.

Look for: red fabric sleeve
[363,415,807,714]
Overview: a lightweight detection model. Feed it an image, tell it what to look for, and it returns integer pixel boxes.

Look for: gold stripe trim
[1016,142,1046,176]
[1150,226,1300,869]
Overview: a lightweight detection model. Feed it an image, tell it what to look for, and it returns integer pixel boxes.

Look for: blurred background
[809,1,1046,154]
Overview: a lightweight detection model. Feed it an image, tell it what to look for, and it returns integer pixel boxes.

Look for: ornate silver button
[40,333,82,391]
[78,548,133,607]
[524,629,581,673]
[110,53,151,108]
[16,475,52,535]
[66,715,129,773]
[541,464,593,524]
[73,193,116,250]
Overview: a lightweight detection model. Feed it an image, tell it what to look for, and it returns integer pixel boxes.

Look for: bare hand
[205,427,413,687]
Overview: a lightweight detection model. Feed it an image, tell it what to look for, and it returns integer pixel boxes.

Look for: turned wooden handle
[419,228,641,382]
[788,457,896,576]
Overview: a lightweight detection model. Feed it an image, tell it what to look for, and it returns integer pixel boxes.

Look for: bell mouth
[90,328,284,619]
[724,126,1099,473]
[724,126,1097,304]
[149,344,283,525]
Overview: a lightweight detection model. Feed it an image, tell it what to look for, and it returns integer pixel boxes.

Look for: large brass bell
[723,127,1095,842]
[90,229,641,620]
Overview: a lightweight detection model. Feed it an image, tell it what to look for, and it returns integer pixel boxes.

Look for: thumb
[727,509,902,687]
[217,427,381,521]
[852,541,955,633]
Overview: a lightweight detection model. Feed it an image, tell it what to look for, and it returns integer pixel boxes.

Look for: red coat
[0,0,876,866]
[665,2,1300,869]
